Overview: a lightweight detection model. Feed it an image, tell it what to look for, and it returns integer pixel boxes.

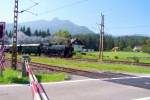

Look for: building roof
[71,38,83,45]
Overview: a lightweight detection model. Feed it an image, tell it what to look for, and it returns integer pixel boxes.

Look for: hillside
[6,18,94,34]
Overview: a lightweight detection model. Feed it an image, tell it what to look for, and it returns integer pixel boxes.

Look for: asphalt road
[1,77,150,100]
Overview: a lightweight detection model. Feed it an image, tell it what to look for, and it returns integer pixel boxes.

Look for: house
[112,47,119,52]
[133,46,142,52]
[71,38,84,52]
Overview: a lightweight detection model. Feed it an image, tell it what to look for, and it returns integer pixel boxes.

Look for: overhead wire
[23,10,38,16]
[19,0,39,16]
[39,0,90,15]
[106,25,150,30]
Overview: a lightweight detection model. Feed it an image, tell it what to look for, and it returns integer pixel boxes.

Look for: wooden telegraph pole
[99,14,104,62]
[12,0,19,70]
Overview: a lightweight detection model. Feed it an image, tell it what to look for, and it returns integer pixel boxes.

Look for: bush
[114,56,119,59]
[132,57,140,63]
[72,51,76,55]
[123,46,132,51]
[81,52,86,55]
[75,52,82,58]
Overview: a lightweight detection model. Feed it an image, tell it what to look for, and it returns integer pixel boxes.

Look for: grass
[5,52,150,74]
[0,69,28,84]
[6,52,150,63]
[0,68,67,84]
[35,73,67,82]
[31,57,150,74]
[73,51,150,63]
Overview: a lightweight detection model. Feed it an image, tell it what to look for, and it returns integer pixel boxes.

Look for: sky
[0,0,150,36]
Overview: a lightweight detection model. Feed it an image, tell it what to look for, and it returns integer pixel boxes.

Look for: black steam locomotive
[5,43,74,58]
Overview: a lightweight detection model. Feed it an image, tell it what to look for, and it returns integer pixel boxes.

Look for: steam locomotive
[5,43,74,58]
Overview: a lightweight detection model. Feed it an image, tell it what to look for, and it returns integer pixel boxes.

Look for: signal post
[0,22,6,76]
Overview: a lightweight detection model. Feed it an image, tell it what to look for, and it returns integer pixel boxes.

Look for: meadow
[74,51,150,63]
[5,52,150,76]
[31,56,150,74]
[0,68,67,84]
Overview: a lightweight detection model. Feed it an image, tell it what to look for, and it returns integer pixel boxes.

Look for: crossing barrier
[0,45,5,71]
[25,60,49,100]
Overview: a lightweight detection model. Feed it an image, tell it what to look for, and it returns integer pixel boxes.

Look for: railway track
[5,59,134,79]
[28,62,135,79]
[66,58,150,67]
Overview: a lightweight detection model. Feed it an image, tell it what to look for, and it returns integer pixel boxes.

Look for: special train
[5,43,74,58]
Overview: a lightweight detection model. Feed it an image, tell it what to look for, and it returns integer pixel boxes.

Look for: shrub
[114,56,119,59]
[132,57,140,63]
[81,52,86,55]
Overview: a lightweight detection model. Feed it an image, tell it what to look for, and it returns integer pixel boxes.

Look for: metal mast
[12,0,19,70]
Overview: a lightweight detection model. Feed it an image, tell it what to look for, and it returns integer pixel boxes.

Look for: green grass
[73,51,150,63]
[5,52,150,74]
[0,69,67,84]
[0,69,28,84]
[35,73,67,82]
[31,57,150,74]
[6,52,150,63]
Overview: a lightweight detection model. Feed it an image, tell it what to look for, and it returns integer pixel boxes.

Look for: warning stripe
[0,45,5,70]
[25,60,49,100]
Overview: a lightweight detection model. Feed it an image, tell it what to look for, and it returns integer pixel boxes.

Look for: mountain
[6,18,94,34]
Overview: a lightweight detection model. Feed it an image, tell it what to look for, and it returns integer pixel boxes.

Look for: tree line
[74,33,149,52]
[5,27,150,53]
[6,26,51,38]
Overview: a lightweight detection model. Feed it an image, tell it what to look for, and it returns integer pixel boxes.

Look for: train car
[5,43,73,58]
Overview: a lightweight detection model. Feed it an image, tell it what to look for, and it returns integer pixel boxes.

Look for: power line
[29,0,39,4]
[19,0,39,16]
[39,0,90,15]
[106,25,150,30]
[23,10,38,16]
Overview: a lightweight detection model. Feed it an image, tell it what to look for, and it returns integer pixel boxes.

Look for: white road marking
[0,84,29,88]
[134,97,150,100]
[103,75,150,81]
[42,79,99,85]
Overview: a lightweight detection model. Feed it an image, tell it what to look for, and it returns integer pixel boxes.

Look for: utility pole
[99,14,104,62]
[12,0,19,70]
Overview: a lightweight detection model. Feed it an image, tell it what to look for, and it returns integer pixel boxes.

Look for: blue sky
[0,0,150,36]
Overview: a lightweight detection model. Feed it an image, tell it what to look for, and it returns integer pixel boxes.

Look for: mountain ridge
[6,18,94,34]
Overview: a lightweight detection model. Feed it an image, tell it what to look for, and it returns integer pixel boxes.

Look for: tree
[5,30,8,37]
[73,33,99,50]
[54,30,71,39]
[41,31,47,38]
[117,37,126,50]
[142,39,150,53]
[8,31,13,38]
[25,27,31,36]
[46,29,51,36]
[20,26,26,33]
[34,29,39,36]
[104,35,115,50]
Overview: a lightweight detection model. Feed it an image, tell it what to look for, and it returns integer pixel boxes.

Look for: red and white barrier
[0,45,5,70]
[25,61,49,100]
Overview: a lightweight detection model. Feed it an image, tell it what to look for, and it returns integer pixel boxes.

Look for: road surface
[1,77,150,100]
